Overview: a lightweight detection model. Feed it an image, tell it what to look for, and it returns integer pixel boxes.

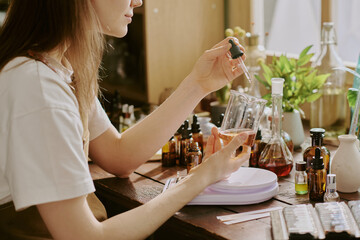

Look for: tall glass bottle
[258,78,293,177]
[310,22,346,137]
[244,33,266,98]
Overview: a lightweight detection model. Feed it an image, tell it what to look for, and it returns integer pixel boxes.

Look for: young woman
[0,0,250,239]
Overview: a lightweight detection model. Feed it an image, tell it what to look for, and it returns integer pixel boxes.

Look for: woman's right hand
[189,127,251,185]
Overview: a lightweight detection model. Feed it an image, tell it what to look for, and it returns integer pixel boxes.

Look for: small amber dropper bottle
[308,148,327,202]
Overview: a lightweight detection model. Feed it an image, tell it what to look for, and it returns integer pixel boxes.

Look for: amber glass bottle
[174,124,184,165]
[303,128,330,174]
[186,142,202,173]
[309,148,327,202]
[180,120,193,166]
[162,136,176,167]
[191,115,204,154]
[249,129,266,167]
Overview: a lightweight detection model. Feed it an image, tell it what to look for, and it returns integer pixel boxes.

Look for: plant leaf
[306,92,322,102]
[297,53,314,66]
[348,88,359,108]
[299,45,313,59]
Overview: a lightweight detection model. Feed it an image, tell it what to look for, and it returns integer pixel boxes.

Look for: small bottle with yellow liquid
[295,161,308,195]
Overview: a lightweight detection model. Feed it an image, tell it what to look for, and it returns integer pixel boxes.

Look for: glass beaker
[219,91,267,149]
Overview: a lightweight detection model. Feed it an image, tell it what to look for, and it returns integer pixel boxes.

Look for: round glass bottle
[258,78,293,177]
[310,22,346,137]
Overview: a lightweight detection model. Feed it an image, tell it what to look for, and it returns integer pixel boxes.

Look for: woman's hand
[187,37,246,96]
[190,127,251,185]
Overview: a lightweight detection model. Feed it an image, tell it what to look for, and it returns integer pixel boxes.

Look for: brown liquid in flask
[303,128,330,174]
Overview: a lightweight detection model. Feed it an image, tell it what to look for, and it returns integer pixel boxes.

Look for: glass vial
[249,129,266,168]
[303,128,331,174]
[191,115,204,154]
[161,136,176,167]
[295,161,308,195]
[186,142,202,173]
[309,148,327,202]
[180,120,193,166]
[324,174,340,202]
[258,78,294,177]
[310,22,346,137]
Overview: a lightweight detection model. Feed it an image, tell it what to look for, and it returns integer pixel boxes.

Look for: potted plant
[255,45,330,147]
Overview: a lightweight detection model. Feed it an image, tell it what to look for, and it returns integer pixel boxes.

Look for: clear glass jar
[310,22,346,137]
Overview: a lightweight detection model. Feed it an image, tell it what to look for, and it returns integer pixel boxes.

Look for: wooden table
[89,143,360,240]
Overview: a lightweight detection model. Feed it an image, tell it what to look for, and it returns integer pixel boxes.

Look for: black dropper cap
[310,128,325,146]
[229,39,244,59]
[217,113,225,127]
[175,124,184,136]
[181,120,192,139]
[255,129,262,140]
[312,148,324,170]
[191,115,201,133]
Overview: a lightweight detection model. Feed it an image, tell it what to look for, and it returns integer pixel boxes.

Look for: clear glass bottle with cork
[186,142,202,173]
[309,148,327,202]
[180,120,193,166]
[310,22,346,137]
[295,161,308,195]
[303,128,330,174]
[324,174,340,202]
[258,78,293,177]
[191,115,203,154]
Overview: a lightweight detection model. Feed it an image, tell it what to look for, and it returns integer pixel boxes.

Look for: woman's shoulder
[0,56,79,119]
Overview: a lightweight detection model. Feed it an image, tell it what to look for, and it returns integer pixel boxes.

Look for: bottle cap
[181,120,192,139]
[271,78,284,95]
[312,147,324,170]
[296,161,307,171]
[327,174,337,189]
[310,128,325,138]
[176,124,184,135]
[229,39,244,59]
[255,129,262,140]
[191,115,201,133]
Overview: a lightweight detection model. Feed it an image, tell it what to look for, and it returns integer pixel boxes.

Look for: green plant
[215,83,231,105]
[255,45,330,115]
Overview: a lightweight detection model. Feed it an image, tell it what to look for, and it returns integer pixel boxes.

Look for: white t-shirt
[0,56,112,210]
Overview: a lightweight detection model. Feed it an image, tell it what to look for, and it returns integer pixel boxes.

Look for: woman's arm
[38,132,250,240]
[89,37,245,177]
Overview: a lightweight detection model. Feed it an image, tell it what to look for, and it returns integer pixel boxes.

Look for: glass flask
[258,78,293,177]
[310,22,346,137]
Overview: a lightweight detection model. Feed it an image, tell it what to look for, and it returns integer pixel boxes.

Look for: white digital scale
[163,167,279,205]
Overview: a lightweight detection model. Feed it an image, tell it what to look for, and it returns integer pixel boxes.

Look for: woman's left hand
[187,37,246,96]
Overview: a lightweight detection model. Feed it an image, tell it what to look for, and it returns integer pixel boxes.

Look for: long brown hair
[0,0,104,124]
